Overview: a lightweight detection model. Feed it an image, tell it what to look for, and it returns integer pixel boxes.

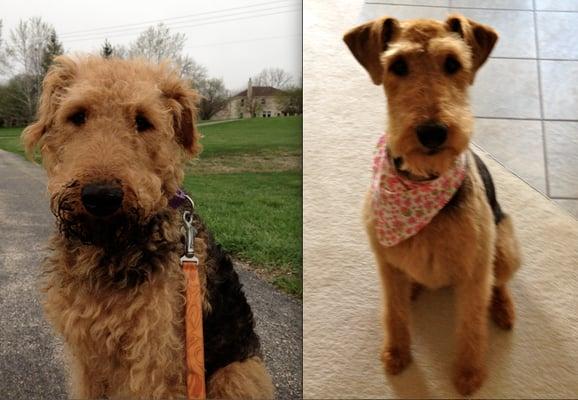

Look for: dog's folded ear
[22,55,77,160]
[162,76,202,157]
[446,14,498,79]
[343,17,400,85]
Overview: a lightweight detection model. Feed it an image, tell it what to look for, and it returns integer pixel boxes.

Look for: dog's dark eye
[135,114,153,132]
[389,58,409,77]
[68,110,87,126]
[444,56,461,75]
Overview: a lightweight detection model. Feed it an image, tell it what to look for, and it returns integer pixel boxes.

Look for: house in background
[213,78,294,120]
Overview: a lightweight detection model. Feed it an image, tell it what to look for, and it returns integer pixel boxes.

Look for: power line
[61,3,296,39]
[187,33,302,49]
[64,8,301,43]
[59,0,298,37]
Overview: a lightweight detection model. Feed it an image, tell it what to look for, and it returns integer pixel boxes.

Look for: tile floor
[360,0,578,219]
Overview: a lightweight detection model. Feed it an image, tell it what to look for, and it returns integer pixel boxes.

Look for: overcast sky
[1,0,302,91]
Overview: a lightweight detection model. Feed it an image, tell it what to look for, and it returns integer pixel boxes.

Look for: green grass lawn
[0,116,303,296]
[198,117,302,157]
[188,116,302,295]
[185,171,301,294]
[0,128,26,158]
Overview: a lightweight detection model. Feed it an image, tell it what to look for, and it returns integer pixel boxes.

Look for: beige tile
[536,0,578,11]
[544,121,578,197]
[455,8,536,58]
[452,0,532,9]
[553,199,578,219]
[537,12,578,59]
[472,58,541,118]
[541,61,578,119]
[473,118,546,194]
[365,0,449,5]
[361,4,449,21]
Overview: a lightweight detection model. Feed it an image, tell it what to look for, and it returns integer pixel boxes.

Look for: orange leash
[183,259,206,399]
[181,196,206,400]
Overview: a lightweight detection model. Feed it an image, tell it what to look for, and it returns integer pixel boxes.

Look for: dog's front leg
[453,274,492,395]
[68,352,107,399]
[379,261,412,375]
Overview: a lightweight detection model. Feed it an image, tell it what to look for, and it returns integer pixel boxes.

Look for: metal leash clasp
[181,195,199,265]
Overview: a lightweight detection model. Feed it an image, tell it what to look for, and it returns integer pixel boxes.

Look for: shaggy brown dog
[344,15,521,395]
[22,55,274,399]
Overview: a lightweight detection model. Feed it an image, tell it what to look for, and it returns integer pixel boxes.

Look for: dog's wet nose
[416,122,448,150]
[81,183,124,217]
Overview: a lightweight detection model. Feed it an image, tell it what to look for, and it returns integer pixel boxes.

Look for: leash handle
[183,259,206,400]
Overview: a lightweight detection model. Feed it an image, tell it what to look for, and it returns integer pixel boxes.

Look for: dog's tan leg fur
[207,357,275,400]
[69,352,107,399]
[364,193,413,375]
[491,215,521,330]
[378,262,413,374]
[453,271,492,395]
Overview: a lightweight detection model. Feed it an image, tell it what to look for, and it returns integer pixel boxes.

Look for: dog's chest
[46,273,185,359]
[382,188,492,288]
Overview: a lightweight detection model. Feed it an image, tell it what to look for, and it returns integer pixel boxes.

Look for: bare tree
[128,23,198,79]
[113,43,129,59]
[197,78,229,121]
[128,23,206,82]
[6,17,53,122]
[252,67,293,89]
[275,85,302,116]
[0,20,10,74]
[178,54,207,85]
[7,17,52,75]
[129,23,185,63]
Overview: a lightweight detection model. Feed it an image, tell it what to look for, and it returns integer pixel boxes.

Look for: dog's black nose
[81,183,123,217]
[416,122,448,149]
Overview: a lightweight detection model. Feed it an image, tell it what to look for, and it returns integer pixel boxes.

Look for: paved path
[197,119,237,127]
[0,150,301,399]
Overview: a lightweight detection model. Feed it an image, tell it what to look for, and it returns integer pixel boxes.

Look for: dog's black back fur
[444,152,504,225]
[472,152,504,224]
[193,214,262,378]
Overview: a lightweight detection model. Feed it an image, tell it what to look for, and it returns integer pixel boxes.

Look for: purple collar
[169,188,188,209]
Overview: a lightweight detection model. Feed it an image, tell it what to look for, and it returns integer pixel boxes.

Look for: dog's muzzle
[52,180,144,249]
[416,122,448,150]
[81,182,124,217]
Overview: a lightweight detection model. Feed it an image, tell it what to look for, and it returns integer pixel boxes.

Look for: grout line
[364,2,447,9]
[550,196,578,200]
[532,0,551,197]
[365,1,578,13]
[474,116,578,123]
[451,5,531,12]
[472,142,549,198]
[491,56,578,62]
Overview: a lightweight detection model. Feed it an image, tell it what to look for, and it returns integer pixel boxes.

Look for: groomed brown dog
[344,14,521,395]
[22,56,274,399]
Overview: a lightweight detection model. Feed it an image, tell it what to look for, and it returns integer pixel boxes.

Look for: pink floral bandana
[371,134,467,247]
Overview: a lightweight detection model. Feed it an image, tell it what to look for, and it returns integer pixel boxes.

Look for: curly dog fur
[22,55,274,399]
[344,14,521,395]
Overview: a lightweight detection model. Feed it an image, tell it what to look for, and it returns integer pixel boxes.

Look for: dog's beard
[49,181,185,289]
[51,181,147,252]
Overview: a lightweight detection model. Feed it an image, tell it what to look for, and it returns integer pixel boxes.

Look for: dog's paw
[453,365,487,396]
[381,346,412,375]
[490,288,515,330]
